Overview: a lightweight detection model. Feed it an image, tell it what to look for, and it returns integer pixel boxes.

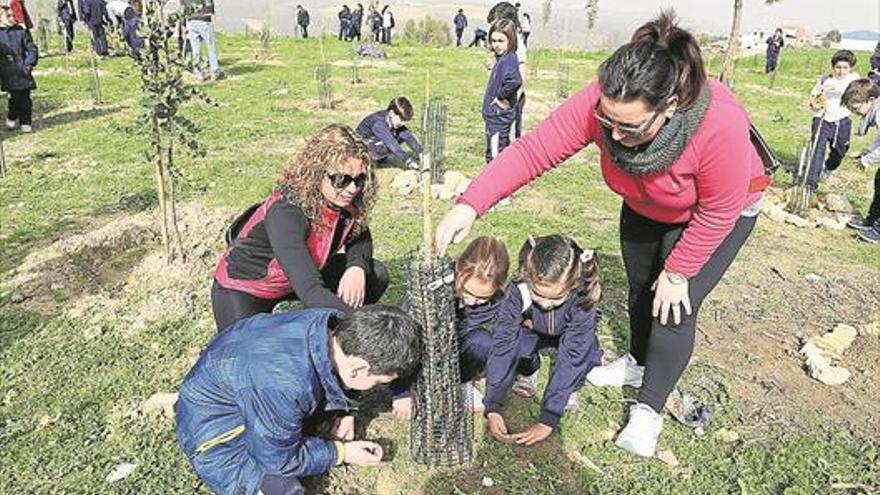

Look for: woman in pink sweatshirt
[435,11,768,457]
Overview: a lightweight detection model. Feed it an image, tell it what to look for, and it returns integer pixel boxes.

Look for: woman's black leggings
[211,254,389,331]
[620,204,756,413]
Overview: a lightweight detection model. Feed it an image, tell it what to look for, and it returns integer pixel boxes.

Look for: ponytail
[598,9,706,109]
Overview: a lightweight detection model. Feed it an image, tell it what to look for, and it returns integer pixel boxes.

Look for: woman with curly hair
[211,124,389,331]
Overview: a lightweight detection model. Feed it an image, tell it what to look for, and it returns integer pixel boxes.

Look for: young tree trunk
[151,114,170,258]
[166,138,185,261]
[719,0,743,84]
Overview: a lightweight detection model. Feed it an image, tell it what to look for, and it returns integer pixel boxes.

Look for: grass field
[1,31,879,494]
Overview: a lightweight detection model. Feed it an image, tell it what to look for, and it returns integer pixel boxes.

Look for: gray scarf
[601,85,712,176]
[857,98,880,136]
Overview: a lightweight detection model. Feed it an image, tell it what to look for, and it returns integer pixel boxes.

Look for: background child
[0,0,37,133]
[806,50,860,191]
[482,18,521,162]
[355,96,423,167]
[176,305,421,495]
[842,78,880,243]
[483,234,602,446]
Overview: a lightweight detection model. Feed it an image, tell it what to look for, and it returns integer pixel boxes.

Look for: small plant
[136,0,213,261]
[315,63,333,109]
[350,54,361,84]
[259,17,271,58]
[403,16,451,46]
[88,53,103,104]
[556,62,570,101]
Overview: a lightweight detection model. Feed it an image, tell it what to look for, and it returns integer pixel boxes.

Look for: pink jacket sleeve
[458,84,599,215]
[663,106,752,278]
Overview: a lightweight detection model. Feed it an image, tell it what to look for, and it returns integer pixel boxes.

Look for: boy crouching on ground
[175,305,421,495]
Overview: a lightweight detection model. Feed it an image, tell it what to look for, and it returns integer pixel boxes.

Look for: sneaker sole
[614,437,656,457]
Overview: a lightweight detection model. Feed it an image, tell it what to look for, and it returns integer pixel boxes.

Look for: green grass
[1,35,878,494]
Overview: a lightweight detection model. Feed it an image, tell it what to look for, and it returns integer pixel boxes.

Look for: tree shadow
[223,61,269,78]
[34,104,125,133]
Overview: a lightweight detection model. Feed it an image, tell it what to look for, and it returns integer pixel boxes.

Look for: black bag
[749,122,781,176]
[225,202,261,246]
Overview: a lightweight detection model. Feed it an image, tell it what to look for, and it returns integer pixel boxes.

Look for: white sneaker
[565,391,581,412]
[587,353,644,388]
[5,118,17,130]
[20,124,32,133]
[512,372,538,398]
[615,403,663,457]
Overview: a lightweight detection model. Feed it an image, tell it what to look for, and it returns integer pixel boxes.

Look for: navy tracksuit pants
[484,114,515,162]
[807,116,851,190]
[88,23,108,56]
[123,16,142,59]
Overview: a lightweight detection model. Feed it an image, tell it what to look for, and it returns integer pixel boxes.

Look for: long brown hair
[598,10,706,109]
[489,18,518,55]
[455,236,510,298]
[277,124,376,236]
[516,234,601,310]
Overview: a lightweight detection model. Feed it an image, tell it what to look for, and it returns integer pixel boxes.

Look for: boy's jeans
[187,19,220,77]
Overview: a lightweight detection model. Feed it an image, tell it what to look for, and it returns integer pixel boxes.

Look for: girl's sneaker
[615,403,664,457]
[20,125,32,133]
[5,118,17,130]
[587,353,644,388]
[512,372,538,398]
[565,391,581,412]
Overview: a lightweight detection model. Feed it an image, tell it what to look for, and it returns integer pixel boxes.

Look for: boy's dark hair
[489,18,518,54]
[831,49,856,68]
[516,235,601,310]
[388,96,414,121]
[487,2,519,28]
[842,78,880,111]
[333,305,422,379]
[598,10,706,109]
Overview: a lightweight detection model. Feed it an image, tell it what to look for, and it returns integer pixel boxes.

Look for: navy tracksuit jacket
[484,283,602,428]
[355,110,423,162]
[482,51,521,162]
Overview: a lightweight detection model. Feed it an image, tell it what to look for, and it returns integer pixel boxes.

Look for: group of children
[805,48,880,243]
[337,3,394,45]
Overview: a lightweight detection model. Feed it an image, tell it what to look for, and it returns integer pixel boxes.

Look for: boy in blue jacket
[176,305,421,495]
[355,96,423,167]
[0,0,37,132]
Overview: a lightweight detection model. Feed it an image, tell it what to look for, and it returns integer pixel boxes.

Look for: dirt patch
[331,58,400,70]
[740,82,804,100]
[692,191,880,438]
[3,202,237,337]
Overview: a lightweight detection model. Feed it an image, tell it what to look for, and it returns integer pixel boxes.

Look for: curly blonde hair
[278,124,376,236]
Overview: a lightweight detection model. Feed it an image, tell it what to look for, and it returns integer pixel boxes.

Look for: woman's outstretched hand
[434,203,478,256]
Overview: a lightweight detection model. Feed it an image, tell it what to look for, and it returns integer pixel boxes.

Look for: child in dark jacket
[484,234,603,446]
[392,236,531,418]
[176,306,421,495]
[483,18,522,162]
[0,1,37,132]
[355,96,423,166]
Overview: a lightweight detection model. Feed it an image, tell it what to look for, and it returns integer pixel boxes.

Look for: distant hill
[841,30,880,41]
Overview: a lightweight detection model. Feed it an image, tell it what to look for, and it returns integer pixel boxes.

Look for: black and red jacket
[214,189,372,310]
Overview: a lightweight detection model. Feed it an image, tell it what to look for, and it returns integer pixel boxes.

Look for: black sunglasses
[326,172,367,190]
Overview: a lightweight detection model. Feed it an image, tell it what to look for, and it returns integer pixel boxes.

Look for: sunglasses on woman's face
[593,104,662,136]
[326,172,367,190]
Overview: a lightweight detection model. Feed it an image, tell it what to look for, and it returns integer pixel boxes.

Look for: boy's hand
[486,412,513,443]
[512,422,553,445]
[343,441,384,465]
[332,415,355,441]
[391,396,412,419]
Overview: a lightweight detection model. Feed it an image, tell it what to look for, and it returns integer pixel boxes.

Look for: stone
[50,283,65,291]
[106,463,137,483]
[816,216,846,230]
[824,193,853,214]
[806,324,858,359]
[763,204,789,224]
[390,170,418,196]
[10,292,26,303]
[655,447,680,467]
[800,342,851,385]
[481,476,495,488]
[784,213,814,229]
[430,183,457,200]
[804,273,823,283]
[141,392,179,419]
[714,428,740,443]
[862,321,880,337]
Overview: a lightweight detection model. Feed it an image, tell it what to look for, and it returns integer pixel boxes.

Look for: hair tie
[528,235,537,247]
[580,249,595,263]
